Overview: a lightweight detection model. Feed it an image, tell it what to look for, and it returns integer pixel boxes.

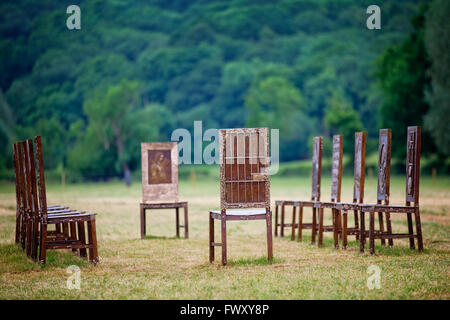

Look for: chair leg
[386,213,394,247]
[360,211,365,253]
[337,210,342,240]
[354,210,359,240]
[297,205,303,242]
[221,216,227,266]
[280,203,285,237]
[175,207,180,238]
[318,208,324,247]
[333,209,339,249]
[63,223,69,240]
[266,210,273,261]
[87,219,99,264]
[415,209,424,251]
[274,204,279,237]
[209,214,214,263]
[290,206,296,241]
[184,205,189,239]
[26,215,32,257]
[77,221,87,259]
[21,214,26,250]
[311,207,317,244]
[407,212,415,250]
[369,211,375,255]
[32,218,39,261]
[140,205,146,239]
[70,222,78,254]
[38,223,47,264]
[15,213,21,244]
[378,212,386,246]
[342,210,348,249]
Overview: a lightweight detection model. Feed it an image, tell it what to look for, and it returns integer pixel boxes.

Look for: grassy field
[0,175,449,299]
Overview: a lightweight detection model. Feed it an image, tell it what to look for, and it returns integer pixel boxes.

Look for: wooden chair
[140,142,188,239]
[335,132,366,249]
[313,135,343,248]
[13,140,83,261]
[360,126,424,254]
[13,136,99,264]
[274,137,323,241]
[209,128,273,266]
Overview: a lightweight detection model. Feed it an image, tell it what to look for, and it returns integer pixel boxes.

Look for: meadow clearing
[0,175,449,299]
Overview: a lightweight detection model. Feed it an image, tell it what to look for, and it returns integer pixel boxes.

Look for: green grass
[0,175,449,299]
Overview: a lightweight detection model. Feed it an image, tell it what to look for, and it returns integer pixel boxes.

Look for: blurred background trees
[0,0,448,182]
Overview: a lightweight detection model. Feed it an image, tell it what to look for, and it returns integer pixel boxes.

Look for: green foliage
[376,4,435,160]
[0,0,438,180]
[324,89,363,155]
[424,0,450,156]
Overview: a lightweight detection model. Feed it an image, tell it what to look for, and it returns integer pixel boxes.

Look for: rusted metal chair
[274,137,323,241]
[139,142,188,239]
[360,126,424,254]
[334,132,366,249]
[13,140,84,261]
[13,136,99,264]
[209,128,273,266]
[313,135,343,248]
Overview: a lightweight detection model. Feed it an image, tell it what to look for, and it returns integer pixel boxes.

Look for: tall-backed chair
[314,135,343,248]
[360,126,423,254]
[209,128,272,266]
[335,132,366,249]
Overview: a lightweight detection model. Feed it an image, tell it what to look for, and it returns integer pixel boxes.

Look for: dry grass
[0,175,449,299]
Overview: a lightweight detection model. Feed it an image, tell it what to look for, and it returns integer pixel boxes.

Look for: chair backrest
[330,135,343,202]
[18,141,32,218]
[219,128,270,210]
[25,139,40,221]
[377,129,391,204]
[311,136,323,201]
[353,132,366,203]
[405,126,421,206]
[34,136,48,222]
[141,142,179,202]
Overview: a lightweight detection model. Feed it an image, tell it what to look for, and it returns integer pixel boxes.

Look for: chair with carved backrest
[274,136,323,242]
[335,132,366,249]
[360,126,423,254]
[209,128,273,266]
[313,135,343,248]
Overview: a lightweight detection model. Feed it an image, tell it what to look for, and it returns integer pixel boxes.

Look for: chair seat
[209,209,267,215]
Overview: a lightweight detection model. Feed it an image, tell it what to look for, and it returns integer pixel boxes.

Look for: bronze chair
[139,142,188,239]
[17,136,99,264]
[313,135,343,248]
[274,137,323,242]
[13,140,84,261]
[335,132,366,249]
[360,126,423,254]
[209,128,273,266]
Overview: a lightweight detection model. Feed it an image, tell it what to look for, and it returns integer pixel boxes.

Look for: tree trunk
[111,121,131,186]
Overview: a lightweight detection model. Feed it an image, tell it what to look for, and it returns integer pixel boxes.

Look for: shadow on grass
[227,256,285,267]
[0,243,89,271]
